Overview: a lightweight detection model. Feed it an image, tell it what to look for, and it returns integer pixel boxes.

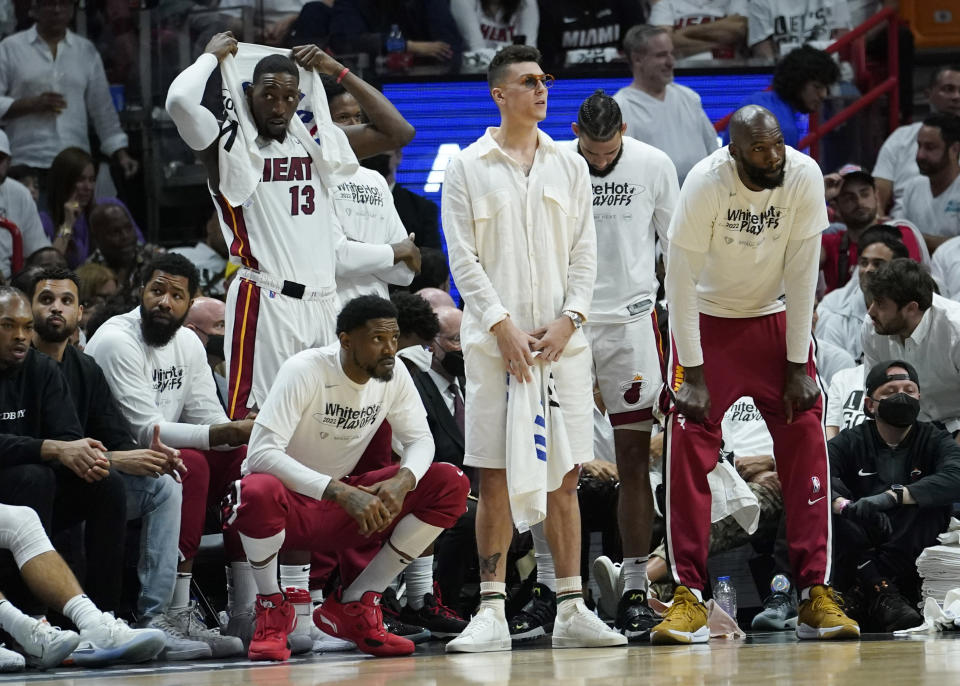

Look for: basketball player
[442,45,625,652]
[654,105,859,644]
[165,33,420,420]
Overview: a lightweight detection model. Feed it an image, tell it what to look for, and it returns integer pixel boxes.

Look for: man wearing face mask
[829,360,960,632]
[185,297,228,408]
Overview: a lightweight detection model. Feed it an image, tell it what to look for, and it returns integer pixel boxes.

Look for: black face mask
[875,392,920,427]
[440,350,464,378]
[206,334,225,359]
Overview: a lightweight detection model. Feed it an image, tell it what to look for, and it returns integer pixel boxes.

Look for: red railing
[714,7,901,161]
[0,218,23,274]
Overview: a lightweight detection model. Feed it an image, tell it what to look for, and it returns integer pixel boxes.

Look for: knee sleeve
[0,504,54,568]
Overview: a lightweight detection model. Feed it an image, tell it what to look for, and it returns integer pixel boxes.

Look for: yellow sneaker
[796,585,860,640]
[650,585,709,645]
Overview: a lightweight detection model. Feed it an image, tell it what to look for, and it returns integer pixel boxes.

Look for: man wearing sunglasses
[442,45,624,653]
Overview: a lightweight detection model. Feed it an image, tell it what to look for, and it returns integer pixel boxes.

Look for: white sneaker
[17,618,80,670]
[592,556,622,620]
[552,602,627,648]
[446,607,511,653]
[141,614,212,661]
[0,644,24,672]
[223,610,256,649]
[167,603,244,658]
[309,623,355,652]
[68,613,165,667]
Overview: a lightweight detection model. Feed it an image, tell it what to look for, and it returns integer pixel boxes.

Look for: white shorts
[585,312,665,429]
[462,332,594,470]
[224,271,340,418]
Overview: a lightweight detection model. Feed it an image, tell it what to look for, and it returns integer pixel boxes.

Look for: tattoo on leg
[479,553,502,575]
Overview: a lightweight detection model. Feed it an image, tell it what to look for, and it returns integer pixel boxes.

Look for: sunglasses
[517,74,555,90]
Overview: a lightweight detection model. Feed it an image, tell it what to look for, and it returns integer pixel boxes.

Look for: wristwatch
[561,310,583,330]
[890,484,905,505]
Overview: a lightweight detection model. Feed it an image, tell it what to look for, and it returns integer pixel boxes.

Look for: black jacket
[393,185,442,250]
[829,420,960,509]
[537,0,647,68]
[0,348,82,466]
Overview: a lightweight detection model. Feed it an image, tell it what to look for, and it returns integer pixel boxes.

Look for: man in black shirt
[0,285,125,616]
[830,359,960,632]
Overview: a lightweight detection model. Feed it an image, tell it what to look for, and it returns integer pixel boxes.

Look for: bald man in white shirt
[655,105,859,645]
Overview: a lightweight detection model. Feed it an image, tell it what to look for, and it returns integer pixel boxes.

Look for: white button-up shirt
[861,293,960,432]
[442,128,596,353]
[0,26,127,168]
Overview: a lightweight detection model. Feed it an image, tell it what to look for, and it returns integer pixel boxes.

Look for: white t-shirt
[244,344,434,501]
[815,274,866,360]
[892,173,960,239]
[748,0,852,48]
[0,177,48,278]
[450,0,539,51]
[722,396,774,457]
[332,166,413,303]
[613,83,719,183]
[816,336,855,386]
[931,235,960,301]
[824,364,865,431]
[85,308,229,449]
[667,145,828,318]
[872,122,922,208]
[560,136,678,323]
[649,0,749,59]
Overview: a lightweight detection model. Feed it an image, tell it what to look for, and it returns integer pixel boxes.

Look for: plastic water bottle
[713,575,737,620]
[770,573,791,596]
[386,24,406,55]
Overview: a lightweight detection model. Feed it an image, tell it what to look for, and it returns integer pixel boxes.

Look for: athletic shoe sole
[510,625,547,642]
[592,557,620,619]
[623,627,653,642]
[796,623,860,640]
[69,632,165,667]
[552,633,627,648]
[445,637,512,653]
[751,614,798,631]
[287,633,313,655]
[650,626,710,645]
[161,644,213,661]
[25,633,82,670]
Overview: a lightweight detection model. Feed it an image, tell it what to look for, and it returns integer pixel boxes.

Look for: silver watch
[562,310,583,330]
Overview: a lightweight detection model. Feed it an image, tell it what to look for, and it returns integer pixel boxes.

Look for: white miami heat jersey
[560,136,679,324]
[211,134,340,287]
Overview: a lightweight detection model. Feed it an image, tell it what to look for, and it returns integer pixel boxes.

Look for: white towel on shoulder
[217,42,358,207]
[505,361,575,532]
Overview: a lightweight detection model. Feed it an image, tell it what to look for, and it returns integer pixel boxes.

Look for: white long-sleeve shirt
[665,145,828,367]
[244,345,434,501]
[861,293,960,433]
[0,26,127,168]
[443,128,596,353]
[85,308,229,449]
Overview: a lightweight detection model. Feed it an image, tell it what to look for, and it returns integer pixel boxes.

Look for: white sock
[555,576,583,621]
[689,588,704,602]
[0,599,39,645]
[801,586,812,601]
[534,553,557,592]
[344,515,441,603]
[62,594,102,632]
[621,556,649,593]
[479,581,506,618]
[280,564,310,592]
[250,557,281,597]
[404,556,434,610]
[170,573,191,611]
[227,562,257,615]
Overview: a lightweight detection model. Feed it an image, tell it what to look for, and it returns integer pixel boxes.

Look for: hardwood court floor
[3,633,960,685]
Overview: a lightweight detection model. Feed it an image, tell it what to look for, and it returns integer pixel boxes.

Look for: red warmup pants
[179,446,248,561]
[309,421,395,588]
[227,463,469,579]
[664,311,830,592]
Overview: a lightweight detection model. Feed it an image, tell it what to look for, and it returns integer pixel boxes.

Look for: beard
[140,304,187,347]
[741,157,786,189]
[35,315,74,344]
[578,142,624,178]
[918,152,948,176]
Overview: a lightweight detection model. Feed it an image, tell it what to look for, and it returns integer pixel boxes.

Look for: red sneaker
[314,589,415,657]
[248,592,296,661]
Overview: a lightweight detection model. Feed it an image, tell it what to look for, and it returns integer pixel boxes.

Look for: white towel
[707,458,760,534]
[505,361,575,532]
[217,43,358,207]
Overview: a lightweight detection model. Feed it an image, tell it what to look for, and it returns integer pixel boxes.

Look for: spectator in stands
[874,66,960,211]
[170,211,228,297]
[24,245,66,269]
[0,0,138,192]
[862,258,960,438]
[649,0,747,61]
[416,286,456,310]
[40,148,144,268]
[86,203,163,305]
[891,113,960,252]
[451,0,539,59]
[408,247,450,293]
[0,130,49,279]
[329,0,461,64]
[537,0,645,68]
[748,0,851,58]
[830,360,960,631]
[363,149,443,250]
[0,504,165,670]
[184,296,228,408]
[75,262,118,333]
[733,46,839,150]
[0,286,127,617]
[85,254,252,656]
[817,225,909,361]
[24,266,215,661]
[614,25,717,183]
[825,363,865,439]
[6,165,39,203]
[820,167,925,293]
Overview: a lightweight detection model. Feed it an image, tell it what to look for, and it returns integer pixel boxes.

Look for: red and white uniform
[663,145,831,592]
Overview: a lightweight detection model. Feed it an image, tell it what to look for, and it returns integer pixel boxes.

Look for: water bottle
[770,573,791,596]
[385,25,411,71]
[713,575,737,620]
[386,24,406,55]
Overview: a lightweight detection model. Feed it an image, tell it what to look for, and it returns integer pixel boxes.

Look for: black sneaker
[869,580,923,633]
[751,592,798,631]
[614,589,660,641]
[509,583,556,642]
[381,588,432,644]
[399,590,468,639]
